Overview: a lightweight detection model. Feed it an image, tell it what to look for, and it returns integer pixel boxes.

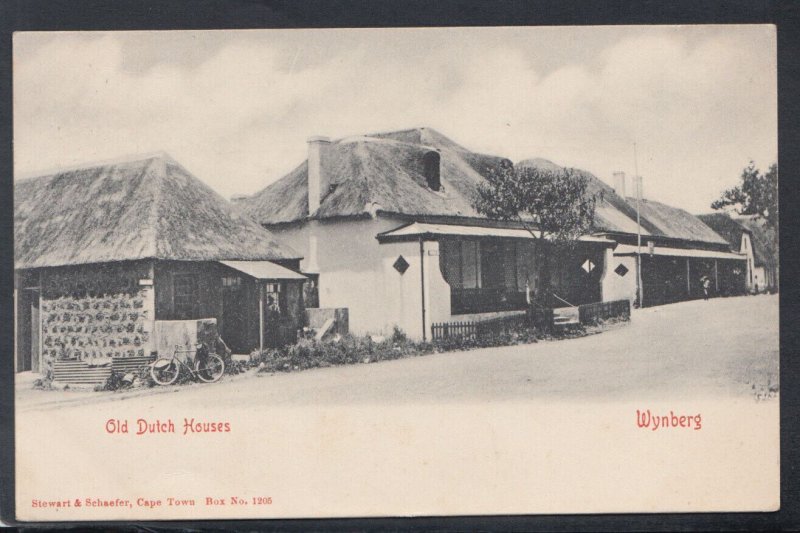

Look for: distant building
[697,212,760,293]
[736,215,779,292]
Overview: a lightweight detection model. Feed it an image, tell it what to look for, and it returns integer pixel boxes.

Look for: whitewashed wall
[270,216,451,340]
[601,249,637,304]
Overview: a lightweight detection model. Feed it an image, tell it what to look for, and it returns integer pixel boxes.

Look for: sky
[13,26,776,214]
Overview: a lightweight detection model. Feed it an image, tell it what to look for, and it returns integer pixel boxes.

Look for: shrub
[32,363,54,390]
[96,370,126,392]
[391,325,408,344]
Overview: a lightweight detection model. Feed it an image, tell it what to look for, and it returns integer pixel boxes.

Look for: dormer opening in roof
[423,151,441,191]
[307,136,331,215]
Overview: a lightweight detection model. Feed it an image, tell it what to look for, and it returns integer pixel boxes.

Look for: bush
[224,357,252,376]
[256,333,425,374]
[32,364,54,390]
[391,325,408,344]
[253,320,595,375]
[96,370,127,392]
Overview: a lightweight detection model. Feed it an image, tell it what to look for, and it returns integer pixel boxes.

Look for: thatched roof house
[15,154,306,377]
[15,153,299,269]
[698,212,778,293]
[735,215,778,271]
[238,127,734,250]
[696,212,752,251]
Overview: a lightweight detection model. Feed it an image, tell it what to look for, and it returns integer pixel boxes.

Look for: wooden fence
[431,313,529,341]
[431,321,477,341]
[577,299,630,324]
[431,300,630,341]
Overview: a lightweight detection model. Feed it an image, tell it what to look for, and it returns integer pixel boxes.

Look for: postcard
[12,25,778,521]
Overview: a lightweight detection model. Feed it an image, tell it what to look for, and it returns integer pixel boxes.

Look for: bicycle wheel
[150,357,180,385]
[195,353,225,383]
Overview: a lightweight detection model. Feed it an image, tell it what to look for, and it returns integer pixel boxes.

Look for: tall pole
[420,238,427,341]
[258,282,264,351]
[634,143,643,308]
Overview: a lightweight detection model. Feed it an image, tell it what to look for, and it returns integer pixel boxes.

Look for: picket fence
[431,299,630,341]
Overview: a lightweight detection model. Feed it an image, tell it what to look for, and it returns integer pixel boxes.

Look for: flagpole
[634,142,643,308]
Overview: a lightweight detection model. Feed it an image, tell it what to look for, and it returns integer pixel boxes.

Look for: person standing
[701,275,711,300]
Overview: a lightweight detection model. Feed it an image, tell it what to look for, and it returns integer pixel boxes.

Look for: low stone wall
[153,318,218,360]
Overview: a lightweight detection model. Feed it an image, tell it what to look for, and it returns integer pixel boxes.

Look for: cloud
[14,27,776,213]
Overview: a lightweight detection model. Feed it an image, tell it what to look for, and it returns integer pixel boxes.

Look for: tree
[473,163,598,306]
[711,161,778,230]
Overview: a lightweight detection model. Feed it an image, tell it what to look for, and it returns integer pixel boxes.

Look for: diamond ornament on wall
[393,255,410,275]
[614,264,629,277]
[582,259,595,273]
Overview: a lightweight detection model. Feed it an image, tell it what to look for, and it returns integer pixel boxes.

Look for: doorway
[16,287,40,372]
[220,275,252,353]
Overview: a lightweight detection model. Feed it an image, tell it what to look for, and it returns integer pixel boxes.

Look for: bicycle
[150,342,225,385]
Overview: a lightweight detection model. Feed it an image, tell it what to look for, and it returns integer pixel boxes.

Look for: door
[18,288,41,373]
[263,282,291,348]
[220,275,250,354]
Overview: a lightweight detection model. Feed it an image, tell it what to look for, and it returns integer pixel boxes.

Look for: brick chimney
[612,171,626,198]
[307,136,331,215]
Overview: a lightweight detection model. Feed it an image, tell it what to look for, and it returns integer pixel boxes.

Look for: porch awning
[376,222,615,245]
[218,261,307,280]
[612,244,746,260]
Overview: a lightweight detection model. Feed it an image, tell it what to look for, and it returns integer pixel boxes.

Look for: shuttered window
[461,240,481,289]
[503,241,518,290]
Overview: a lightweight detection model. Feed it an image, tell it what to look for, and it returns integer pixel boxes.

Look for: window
[461,240,481,289]
[264,283,283,319]
[441,239,528,292]
[173,274,198,318]
[423,151,441,191]
[503,241,518,290]
[222,276,242,288]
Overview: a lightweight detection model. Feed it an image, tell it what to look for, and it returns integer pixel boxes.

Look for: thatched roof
[15,154,300,269]
[626,198,728,245]
[516,159,730,247]
[701,211,778,268]
[696,213,750,251]
[238,128,726,246]
[735,215,778,268]
[516,158,656,235]
[238,128,647,236]
[238,128,510,225]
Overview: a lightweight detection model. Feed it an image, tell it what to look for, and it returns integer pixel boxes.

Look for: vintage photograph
[13,26,778,519]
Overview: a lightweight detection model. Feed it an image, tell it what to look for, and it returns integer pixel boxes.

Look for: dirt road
[18,294,778,411]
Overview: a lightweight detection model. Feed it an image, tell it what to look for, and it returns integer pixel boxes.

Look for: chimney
[307,136,331,214]
[612,171,626,198]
